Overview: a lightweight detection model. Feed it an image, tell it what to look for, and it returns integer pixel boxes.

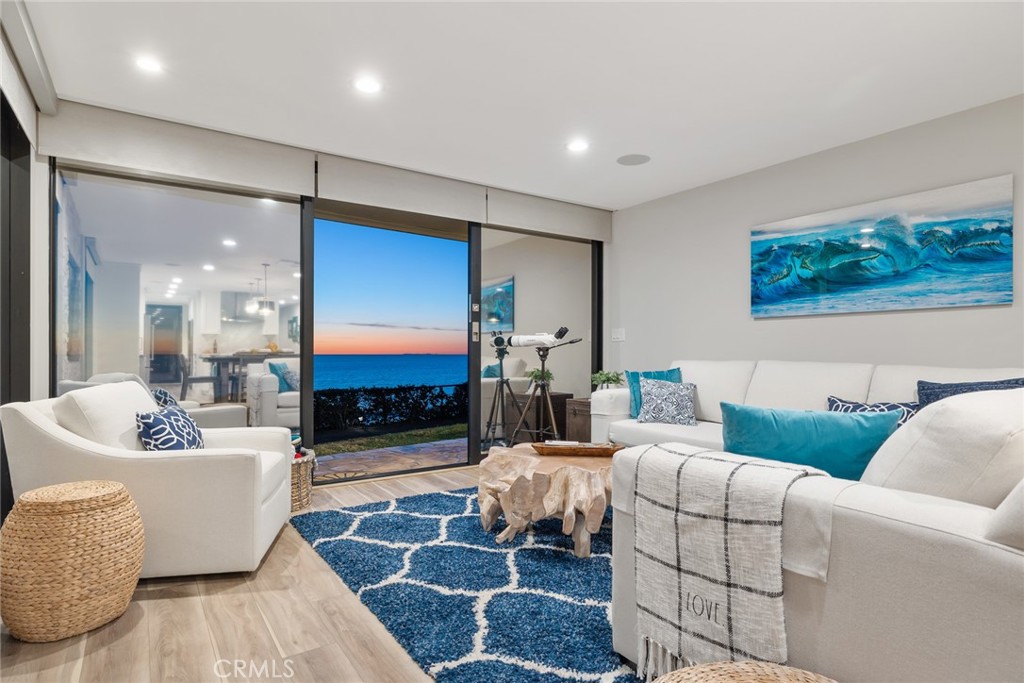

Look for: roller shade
[317,154,487,223]
[37,101,315,197]
[486,188,611,242]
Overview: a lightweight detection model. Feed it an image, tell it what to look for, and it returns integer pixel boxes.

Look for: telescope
[491,327,569,349]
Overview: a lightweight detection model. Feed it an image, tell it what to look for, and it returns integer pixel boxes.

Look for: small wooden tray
[531,442,625,457]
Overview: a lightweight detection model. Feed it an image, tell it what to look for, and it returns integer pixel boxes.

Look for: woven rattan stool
[653,661,837,683]
[0,480,145,642]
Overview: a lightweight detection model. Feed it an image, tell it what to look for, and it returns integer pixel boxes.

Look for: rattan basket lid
[17,480,129,515]
[654,661,837,683]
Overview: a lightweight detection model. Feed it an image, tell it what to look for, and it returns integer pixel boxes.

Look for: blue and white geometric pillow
[136,406,204,451]
[917,378,1024,408]
[282,367,300,392]
[151,387,179,408]
[827,395,919,427]
[637,378,698,426]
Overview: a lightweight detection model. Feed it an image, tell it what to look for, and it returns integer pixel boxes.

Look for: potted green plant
[591,370,624,390]
[526,368,554,386]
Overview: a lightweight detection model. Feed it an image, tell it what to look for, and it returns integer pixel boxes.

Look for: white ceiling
[26,2,1024,211]
[60,170,302,305]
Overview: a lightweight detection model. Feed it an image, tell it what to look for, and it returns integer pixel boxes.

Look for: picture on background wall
[481,276,515,332]
[750,174,1014,318]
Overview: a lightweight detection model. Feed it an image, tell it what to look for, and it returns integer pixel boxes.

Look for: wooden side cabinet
[565,398,592,443]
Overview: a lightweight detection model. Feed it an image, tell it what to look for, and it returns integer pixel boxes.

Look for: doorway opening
[311,215,471,483]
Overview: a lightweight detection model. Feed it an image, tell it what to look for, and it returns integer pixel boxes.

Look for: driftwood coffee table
[478,444,614,558]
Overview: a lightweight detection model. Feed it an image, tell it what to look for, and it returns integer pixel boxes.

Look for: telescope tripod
[509,346,561,444]
[482,346,528,449]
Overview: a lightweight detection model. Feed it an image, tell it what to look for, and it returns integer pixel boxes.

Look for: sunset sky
[313,219,468,355]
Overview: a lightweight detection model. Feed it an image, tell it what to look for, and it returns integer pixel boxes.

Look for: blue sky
[313,219,468,354]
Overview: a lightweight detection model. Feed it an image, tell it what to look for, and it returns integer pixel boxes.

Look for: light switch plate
[611,328,626,342]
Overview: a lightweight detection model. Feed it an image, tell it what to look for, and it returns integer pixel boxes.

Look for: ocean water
[313,354,469,391]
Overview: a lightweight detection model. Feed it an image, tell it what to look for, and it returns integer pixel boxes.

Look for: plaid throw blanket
[633,444,827,681]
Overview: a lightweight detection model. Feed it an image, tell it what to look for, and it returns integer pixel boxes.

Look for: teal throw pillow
[481,363,501,379]
[720,402,901,480]
[268,361,291,393]
[625,368,682,418]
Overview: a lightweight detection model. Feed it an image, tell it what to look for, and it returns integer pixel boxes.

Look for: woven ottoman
[0,480,145,642]
[653,661,836,683]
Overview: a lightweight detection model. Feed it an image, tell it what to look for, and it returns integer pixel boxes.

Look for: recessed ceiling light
[135,56,163,73]
[165,293,174,298]
[171,277,182,284]
[617,154,651,166]
[354,76,383,94]
[567,138,589,153]
[292,295,300,300]
[293,272,301,278]
[202,264,215,271]
[222,239,237,247]
[279,299,286,305]
[168,283,178,289]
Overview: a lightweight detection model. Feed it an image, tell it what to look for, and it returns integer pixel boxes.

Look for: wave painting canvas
[750,175,1014,318]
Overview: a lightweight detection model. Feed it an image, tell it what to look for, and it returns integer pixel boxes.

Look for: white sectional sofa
[247,358,301,428]
[592,359,1024,447]
[604,360,1024,682]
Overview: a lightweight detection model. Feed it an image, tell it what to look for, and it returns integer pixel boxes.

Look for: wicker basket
[0,480,145,642]
[654,661,837,683]
[291,451,315,512]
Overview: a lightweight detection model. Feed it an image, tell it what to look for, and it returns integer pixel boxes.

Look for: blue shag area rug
[291,487,639,683]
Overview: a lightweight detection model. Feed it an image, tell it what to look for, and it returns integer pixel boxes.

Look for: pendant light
[257,263,276,316]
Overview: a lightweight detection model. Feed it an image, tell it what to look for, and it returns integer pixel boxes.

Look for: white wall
[90,261,142,374]
[482,233,592,401]
[605,96,1024,371]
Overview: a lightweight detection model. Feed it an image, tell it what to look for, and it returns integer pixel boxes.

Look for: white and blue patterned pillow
[827,396,918,427]
[136,406,204,451]
[282,367,300,392]
[151,387,179,408]
[637,378,697,426]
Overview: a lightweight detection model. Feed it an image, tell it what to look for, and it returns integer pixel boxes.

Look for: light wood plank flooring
[1,467,479,683]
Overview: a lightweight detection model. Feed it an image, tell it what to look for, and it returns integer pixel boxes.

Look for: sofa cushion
[917,377,1024,408]
[136,406,205,451]
[53,381,158,450]
[625,368,682,418]
[277,392,301,408]
[744,360,874,411]
[268,361,291,392]
[637,379,697,426]
[867,364,1024,403]
[827,396,919,426]
[985,480,1024,550]
[861,389,1024,508]
[722,402,900,480]
[608,419,724,450]
[481,362,501,378]
[670,360,757,423]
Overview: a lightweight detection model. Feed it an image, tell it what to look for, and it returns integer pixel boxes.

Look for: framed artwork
[481,276,515,333]
[750,175,1013,318]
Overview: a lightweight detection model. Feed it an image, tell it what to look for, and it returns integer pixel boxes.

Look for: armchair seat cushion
[277,392,301,409]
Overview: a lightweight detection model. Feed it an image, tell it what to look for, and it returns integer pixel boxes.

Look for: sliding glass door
[310,216,471,483]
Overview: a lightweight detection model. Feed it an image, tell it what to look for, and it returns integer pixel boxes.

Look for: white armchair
[247,359,300,428]
[0,382,291,578]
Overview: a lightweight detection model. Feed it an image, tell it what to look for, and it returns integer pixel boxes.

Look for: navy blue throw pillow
[151,387,179,408]
[917,378,1024,407]
[136,406,204,451]
[827,396,919,427]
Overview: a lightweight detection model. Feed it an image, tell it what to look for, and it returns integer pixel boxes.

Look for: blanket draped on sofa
[632,444,827,680]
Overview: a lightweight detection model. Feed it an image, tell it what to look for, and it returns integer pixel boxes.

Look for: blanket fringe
[638,636,687,682]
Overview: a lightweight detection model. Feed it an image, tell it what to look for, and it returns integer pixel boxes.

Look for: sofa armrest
[591,388,630,442]
[202,426,292,457]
